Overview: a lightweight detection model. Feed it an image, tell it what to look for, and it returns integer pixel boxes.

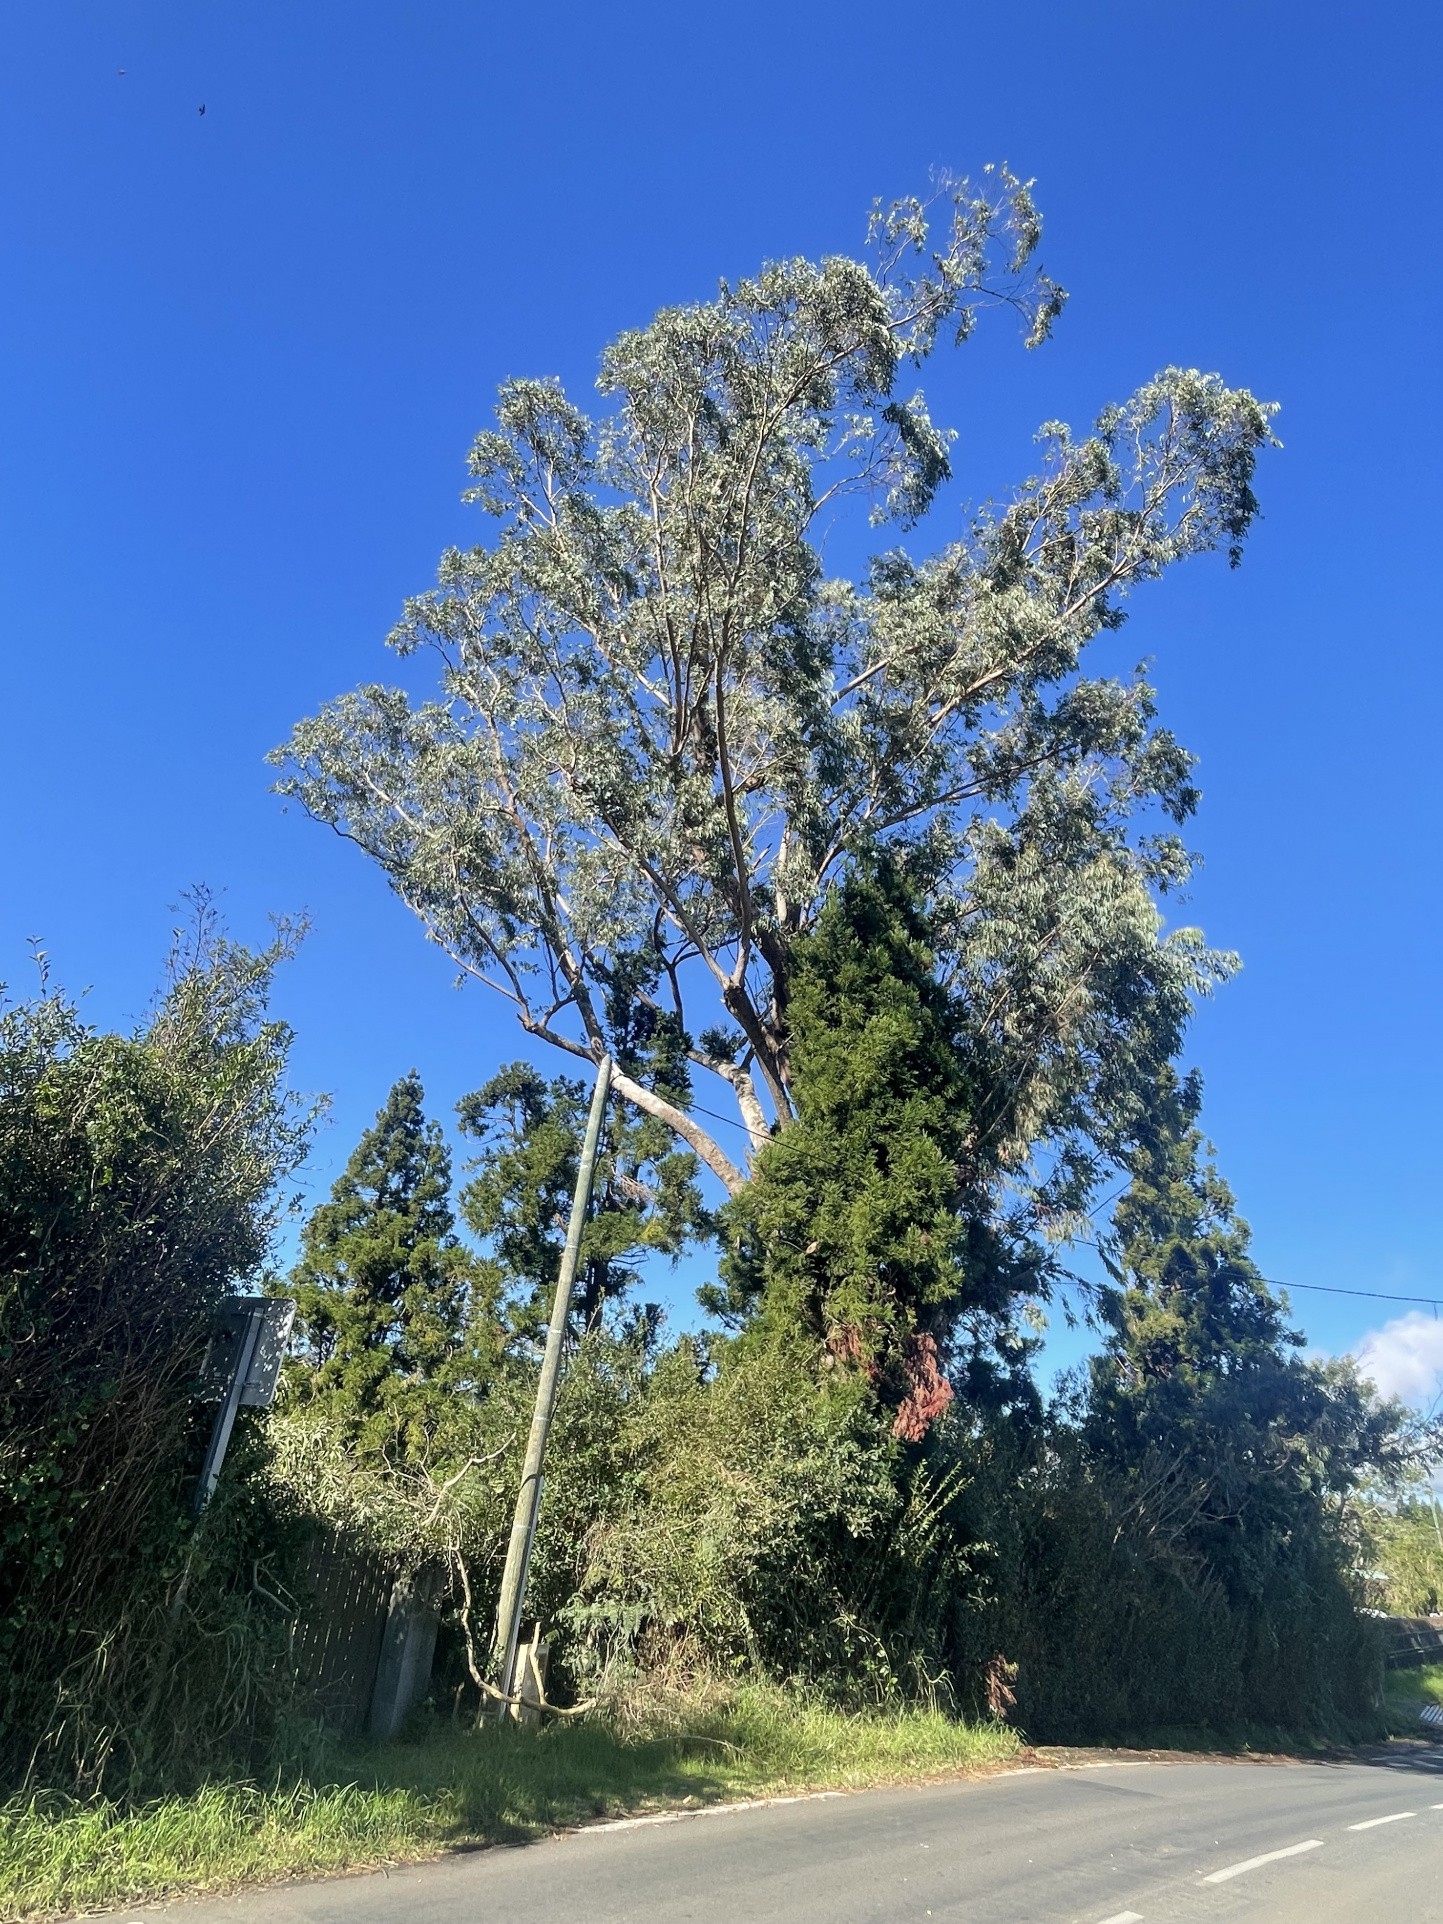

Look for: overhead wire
[1259,1278,1443,1312]
[652,1102,1443,1311]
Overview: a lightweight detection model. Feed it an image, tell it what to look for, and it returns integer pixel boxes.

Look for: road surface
[143,1748,1443,1923]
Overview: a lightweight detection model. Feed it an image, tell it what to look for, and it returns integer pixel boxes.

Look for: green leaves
[287,1072,487,1462]
[459,1034,710,1343]
[714,859,1041,1441]
[0,907,315,1790]
[273,172,1276,1262]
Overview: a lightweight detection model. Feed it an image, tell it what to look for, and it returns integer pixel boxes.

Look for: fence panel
[290,1531,395,1735]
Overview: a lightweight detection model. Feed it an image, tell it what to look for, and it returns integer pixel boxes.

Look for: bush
[0,915,314,1794]
[962,1431,1384,1744]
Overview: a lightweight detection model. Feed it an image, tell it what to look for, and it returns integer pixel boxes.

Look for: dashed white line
[1096,1912,1144,1923]
[1202,1838,1324,1883]
[1347,1811,1415,1830]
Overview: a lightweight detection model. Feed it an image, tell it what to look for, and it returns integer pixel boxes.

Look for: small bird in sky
[117,68,126,76]
[198,103,206,116]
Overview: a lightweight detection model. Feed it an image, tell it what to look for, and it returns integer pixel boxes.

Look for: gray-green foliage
[274,171,1276,1248]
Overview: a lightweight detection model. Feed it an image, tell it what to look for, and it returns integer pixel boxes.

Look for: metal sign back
[199,1298,295,1409]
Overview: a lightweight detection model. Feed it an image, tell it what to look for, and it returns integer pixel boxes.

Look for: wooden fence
[289,1531,396,1736]
[1380,1613,1443,1670]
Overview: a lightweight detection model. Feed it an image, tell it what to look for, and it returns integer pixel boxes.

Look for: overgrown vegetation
[3,169,1437,1920]
[1366,1498,1443,1616]
[0,1691,1018,1921]
[265,891,1422,1747]
[0,905,315,1796]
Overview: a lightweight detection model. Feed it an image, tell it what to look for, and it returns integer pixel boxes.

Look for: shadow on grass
[325,1718,740,1848]
[0,1700,1016,1918]
[320,1691,1020,1849]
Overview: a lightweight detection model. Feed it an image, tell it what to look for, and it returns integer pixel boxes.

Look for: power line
[1058,1268,1443,1314]
[655,1103,1443,1313]
[1261,1277,1443,1312]
[686,1099,758,1135]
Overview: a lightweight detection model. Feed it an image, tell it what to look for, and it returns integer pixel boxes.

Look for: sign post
[193,1296,295,1514]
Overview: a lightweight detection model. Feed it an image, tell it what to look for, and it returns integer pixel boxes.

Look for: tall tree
[1082,1065,1417,1578]
[288,1071,480,1458]
[460,992,710,1340]
[274,169,1275,1250]
[713,856,1041,1435]
[1087,1064,1296,1445]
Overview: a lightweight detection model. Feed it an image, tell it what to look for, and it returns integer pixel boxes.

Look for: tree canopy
[274,170,1276,1241]
[713,856,1041,1432]
[459,1058,708,1345]
[288,1070,484,1459]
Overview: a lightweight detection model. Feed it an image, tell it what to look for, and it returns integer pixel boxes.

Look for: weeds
[1382,1660,1443,1733]
[0,1689,1018,1921]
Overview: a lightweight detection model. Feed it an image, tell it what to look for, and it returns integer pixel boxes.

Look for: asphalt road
[145,1749,1443,1924]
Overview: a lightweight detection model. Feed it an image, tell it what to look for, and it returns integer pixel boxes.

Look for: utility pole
[491,1053,612,1713]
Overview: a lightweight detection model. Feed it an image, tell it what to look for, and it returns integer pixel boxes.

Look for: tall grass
[0,1691,1018,1921]
[1383,1659,1443,1731]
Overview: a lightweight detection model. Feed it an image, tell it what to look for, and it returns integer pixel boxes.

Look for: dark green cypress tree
[1086,1062,1412,1494]
[288,1071,481,1458]
[1085,1063,1296,1458]
[713,857,1037,1436]
[1080,1063,1413,1723]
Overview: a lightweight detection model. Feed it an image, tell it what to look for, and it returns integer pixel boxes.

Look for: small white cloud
[1352,1311,1443,1409]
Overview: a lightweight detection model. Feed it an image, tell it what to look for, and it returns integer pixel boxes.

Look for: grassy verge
[0,1692,1018,1921]
[1383,1658,1443,1732]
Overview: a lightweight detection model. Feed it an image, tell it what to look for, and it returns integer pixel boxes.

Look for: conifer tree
[1086,1064,1295,1453]
[289,1071,481,1458]
[459,991,710,1342]
[713,857,1041,1437]
[1083,1065,1411,1567]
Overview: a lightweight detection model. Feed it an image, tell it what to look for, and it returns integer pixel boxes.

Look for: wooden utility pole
[490,1053,612,1713]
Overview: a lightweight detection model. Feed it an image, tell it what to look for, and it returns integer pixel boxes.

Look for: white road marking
[1005,1761,1148,1775]
[1096,1911,1144,1922]
[1346,1811,1415,1830]
[585,1790,845,1834]
[1202,1838,1324,1883]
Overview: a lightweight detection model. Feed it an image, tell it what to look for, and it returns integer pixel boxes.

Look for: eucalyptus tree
[275,170,1275,1231]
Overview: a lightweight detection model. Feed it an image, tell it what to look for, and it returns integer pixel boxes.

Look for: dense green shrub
[0,914,314,1793]
[948,1426,1383,1743]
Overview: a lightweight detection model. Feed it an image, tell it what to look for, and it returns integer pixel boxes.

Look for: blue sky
[3,2,1440,1400]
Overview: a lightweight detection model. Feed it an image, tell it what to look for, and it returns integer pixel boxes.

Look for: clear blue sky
[3,2,1440,1399]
